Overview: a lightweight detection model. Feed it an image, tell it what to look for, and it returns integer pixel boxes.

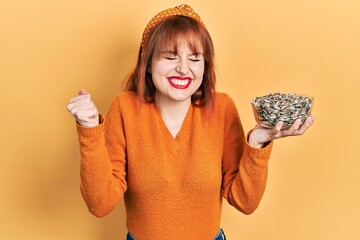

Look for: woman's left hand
[248,116,316,148]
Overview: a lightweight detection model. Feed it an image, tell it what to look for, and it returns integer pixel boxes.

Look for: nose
[176,59,190,75]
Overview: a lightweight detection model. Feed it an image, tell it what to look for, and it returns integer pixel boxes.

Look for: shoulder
[108,91,155,118]
[115,91,138,103]
[215,92,232,103]
[105,91,140,116]
[214,92,237,110]
[110,91,141,109]
[212,92,240,120]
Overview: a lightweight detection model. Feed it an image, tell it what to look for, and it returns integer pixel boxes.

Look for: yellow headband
[141,4,204,52]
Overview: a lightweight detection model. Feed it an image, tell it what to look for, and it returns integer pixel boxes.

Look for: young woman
[67,4,315,240]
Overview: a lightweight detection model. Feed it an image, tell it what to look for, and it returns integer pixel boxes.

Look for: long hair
[125,15,216,111]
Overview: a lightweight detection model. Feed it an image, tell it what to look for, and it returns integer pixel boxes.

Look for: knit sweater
[76,91,273,240]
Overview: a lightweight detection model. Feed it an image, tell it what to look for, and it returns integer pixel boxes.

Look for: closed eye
[164,57,177,60]
[189,58,201,62]
[159,51,177,61]
[189,53,204,62]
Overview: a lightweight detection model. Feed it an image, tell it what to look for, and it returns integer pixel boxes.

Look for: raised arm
[67,91,127,217]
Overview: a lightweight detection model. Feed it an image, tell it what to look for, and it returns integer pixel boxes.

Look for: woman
[67,4,315,240]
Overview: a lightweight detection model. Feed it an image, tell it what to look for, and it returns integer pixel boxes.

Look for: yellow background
[1,0,359,239]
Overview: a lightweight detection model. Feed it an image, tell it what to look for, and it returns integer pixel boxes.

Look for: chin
[168,93,192,102]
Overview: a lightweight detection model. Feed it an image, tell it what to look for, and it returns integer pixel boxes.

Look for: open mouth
[168,77,192,89]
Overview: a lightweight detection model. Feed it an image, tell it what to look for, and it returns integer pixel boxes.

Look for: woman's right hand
[67,89,99,127]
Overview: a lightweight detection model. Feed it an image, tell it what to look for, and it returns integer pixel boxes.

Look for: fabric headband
[140,4,204,53]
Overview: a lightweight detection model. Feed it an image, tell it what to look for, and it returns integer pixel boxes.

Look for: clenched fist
[67,89,99,127]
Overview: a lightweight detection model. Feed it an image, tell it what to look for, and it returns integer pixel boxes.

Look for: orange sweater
[76,92,273,239]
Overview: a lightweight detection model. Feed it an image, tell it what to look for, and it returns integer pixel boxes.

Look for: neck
[155,93,191,118]
[154,92,192,138]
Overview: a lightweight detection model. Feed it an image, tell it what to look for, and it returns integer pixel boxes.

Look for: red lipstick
[168,76,192,89]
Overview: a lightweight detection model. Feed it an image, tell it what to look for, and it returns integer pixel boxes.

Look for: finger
[68,93,90,104]
[267,121,283,139]
[89,114,98,119]
[67,100,90,113]
[68,97,94,109]
[275,121,284,131]
[286,118,309,136]
[297,116,316,135]
[68,101,97,117]
[79,89,88,95]
[287,119,303,133]
[76,109,99,122]
[68,89,91,103]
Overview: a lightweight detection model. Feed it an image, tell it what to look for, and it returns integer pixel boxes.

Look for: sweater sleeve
[221,95,273,214]
[76,96,127,217]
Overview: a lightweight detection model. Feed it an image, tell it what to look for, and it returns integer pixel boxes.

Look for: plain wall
[1,0,359,239]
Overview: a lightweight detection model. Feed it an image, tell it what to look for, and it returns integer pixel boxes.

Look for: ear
[146,65,151,73]
[147,63,152,74]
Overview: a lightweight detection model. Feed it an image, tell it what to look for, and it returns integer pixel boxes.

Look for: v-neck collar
[152,103,193,144]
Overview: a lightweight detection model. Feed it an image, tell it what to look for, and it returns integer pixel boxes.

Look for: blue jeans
[126,228,226,240]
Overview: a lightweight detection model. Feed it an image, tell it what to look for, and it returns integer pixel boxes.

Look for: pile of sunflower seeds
[251,93,313,128]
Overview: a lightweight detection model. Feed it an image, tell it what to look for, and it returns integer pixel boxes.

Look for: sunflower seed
[251,93,313,128]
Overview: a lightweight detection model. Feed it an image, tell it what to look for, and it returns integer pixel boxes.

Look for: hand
[248,116,316,148]
[67,89,99,127]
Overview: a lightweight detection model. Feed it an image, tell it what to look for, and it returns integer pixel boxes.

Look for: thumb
[78,89,88,95]
[268,121,283,137]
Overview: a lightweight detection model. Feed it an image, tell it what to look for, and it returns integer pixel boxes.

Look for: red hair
[125,15,216,111]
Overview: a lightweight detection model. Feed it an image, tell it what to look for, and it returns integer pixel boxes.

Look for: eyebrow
[159,51,176,55]
[159,51,204,56]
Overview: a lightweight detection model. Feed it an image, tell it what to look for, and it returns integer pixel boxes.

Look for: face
[150,42,205,104]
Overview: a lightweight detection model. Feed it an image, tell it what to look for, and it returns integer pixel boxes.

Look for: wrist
[77,118,99,128]
[248,132,265,149]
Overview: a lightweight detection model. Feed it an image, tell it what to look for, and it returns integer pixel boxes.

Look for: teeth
[169,78,190,86]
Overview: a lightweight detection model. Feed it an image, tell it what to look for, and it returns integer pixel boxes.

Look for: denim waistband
[126,228,226,240]
[214,228,226,240]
